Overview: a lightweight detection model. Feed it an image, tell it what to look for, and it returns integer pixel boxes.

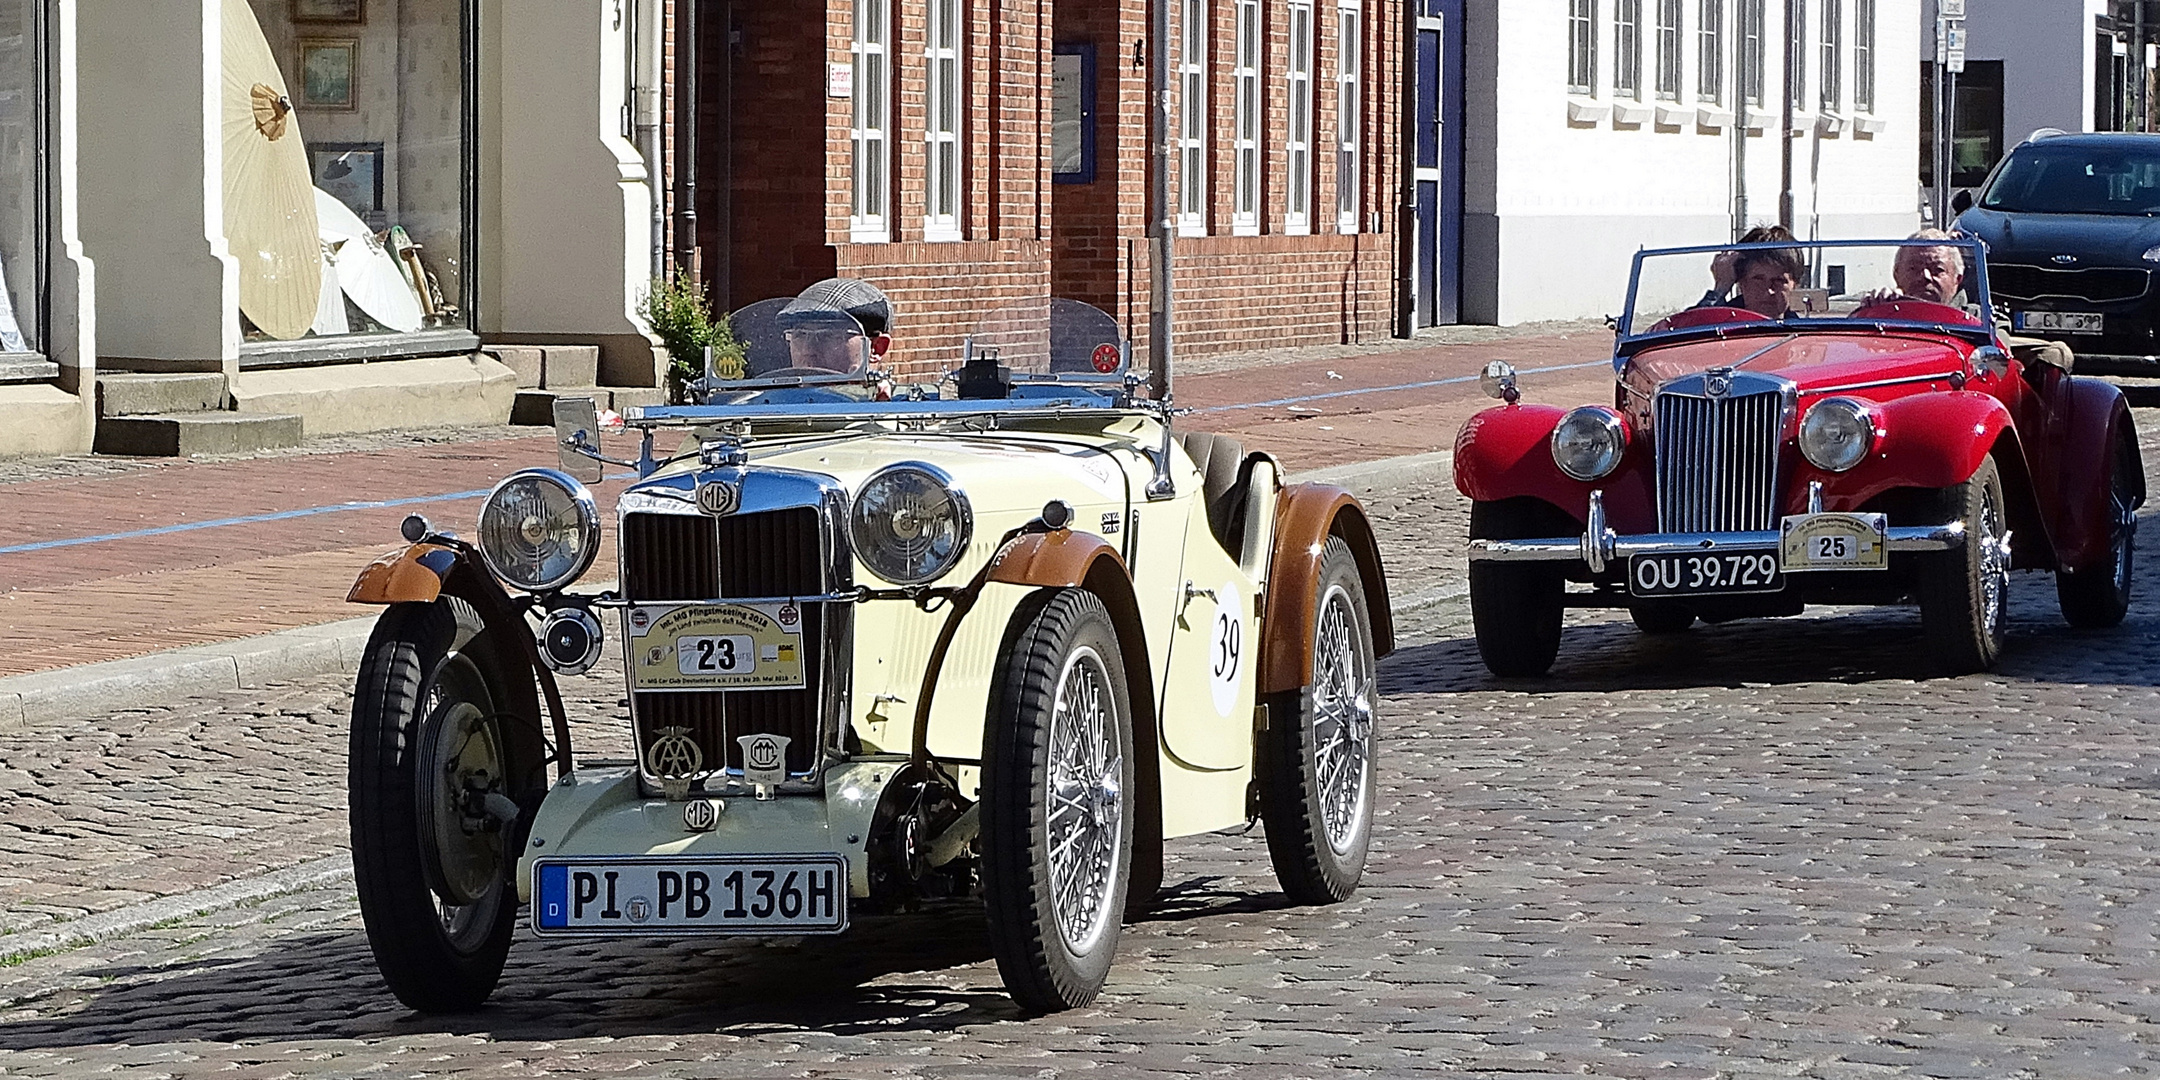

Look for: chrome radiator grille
[1654,389,1785,534]
[622,508,827,779]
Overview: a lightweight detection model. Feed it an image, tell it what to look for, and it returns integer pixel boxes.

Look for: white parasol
[221,0,321,340]
[315,188,424,332]
[310,240,349,336]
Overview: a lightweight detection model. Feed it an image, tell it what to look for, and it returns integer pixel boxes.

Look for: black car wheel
[1469,498,1571,677]
[1917,457,2011,674]
[1258,537,1379,905]
[2057,439,2138,629]
[981,589,1136,1013]
[350,599,526,1014]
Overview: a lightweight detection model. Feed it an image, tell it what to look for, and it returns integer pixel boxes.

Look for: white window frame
[1568,0,1598,95]
[1786,0,1807,112]
[850,0,890,242]
[1741,0,1764,106]
[1285,0,1314,235]
[1853,0,1874,113]
[1614,0,1642,99]
[923,0,962,240]
[1232,0,1261,234]
[1336,0,1361,233]
[1697,0,1723,105]
[1819,0,1840,113]
[1655,0,1683,102]
[1179,0,1209,236]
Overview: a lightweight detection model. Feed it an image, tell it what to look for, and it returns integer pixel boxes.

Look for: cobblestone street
[6,433,2160,1077]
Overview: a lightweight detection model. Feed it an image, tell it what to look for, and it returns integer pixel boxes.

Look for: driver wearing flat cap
[777,278,894,373]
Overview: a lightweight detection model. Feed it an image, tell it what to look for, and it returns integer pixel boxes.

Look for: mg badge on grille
[683,799,720,832]
[1704,367,1734,398]
[739,734,791,797]
[696,479,742,517]
[646,725,704,801]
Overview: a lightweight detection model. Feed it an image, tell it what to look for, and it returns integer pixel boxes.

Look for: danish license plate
[625,601,806,691]
[1780,512,1890,571]
[1628,550,1784,597]
[532,856,847,935]
[2014,310,2104,334]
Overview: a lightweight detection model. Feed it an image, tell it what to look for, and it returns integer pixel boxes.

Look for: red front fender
[1453,403,1656,532]
[1802,391,2014,509]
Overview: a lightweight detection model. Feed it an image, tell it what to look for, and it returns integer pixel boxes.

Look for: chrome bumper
[1468,490,1967,573]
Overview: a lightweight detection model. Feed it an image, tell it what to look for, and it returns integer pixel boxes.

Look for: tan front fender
[1259,484,1395,695]
[348,543,460,604]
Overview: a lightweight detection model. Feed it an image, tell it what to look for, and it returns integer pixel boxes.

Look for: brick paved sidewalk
[0,329,1612,679]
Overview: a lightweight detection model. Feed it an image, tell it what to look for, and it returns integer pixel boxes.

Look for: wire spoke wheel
[1260,537,1380,905]
[1920,457,2011,673]
[983,590,1135,1013]
[2059,438,2141,629]
[414,655,508,951]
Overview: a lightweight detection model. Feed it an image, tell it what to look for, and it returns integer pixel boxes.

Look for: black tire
[1628,601,1695,635]
[2057,439,2138,628]
[981,590,1136,1013]
[350,599,523,1013]
[1258,537,1379,905]
[1917,456,2011,674]
[1468,498,1570,677]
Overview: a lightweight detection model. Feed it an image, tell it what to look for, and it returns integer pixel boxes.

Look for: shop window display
[0,0,41,355]
[229,0,465,344]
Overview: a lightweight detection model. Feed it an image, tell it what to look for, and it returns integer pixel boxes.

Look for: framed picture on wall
[291,0,364,23]
[298,40,357,110]
[311,141,385,218]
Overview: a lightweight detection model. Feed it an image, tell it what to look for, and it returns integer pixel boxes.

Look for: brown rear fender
[1261,484,1395,696]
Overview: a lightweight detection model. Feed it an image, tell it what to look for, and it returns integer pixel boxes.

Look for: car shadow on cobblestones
[1382,571,2160,695]
[0,910,1039,1047]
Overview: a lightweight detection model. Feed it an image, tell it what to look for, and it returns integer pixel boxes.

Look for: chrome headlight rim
[850,461,974,586]
[1550,406,1629,482]
[476,467,602,593]
[1798,397,1878,473]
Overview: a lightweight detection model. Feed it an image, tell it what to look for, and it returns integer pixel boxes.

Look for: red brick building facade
[676,0,1405,379]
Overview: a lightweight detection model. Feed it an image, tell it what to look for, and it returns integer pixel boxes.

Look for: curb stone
[0,854,354,969]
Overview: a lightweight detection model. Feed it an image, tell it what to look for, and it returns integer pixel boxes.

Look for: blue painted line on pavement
[1197,359,1608,412]
[6,360,1608,556]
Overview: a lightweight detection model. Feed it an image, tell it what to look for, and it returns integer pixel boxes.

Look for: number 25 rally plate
[625,602,806,691]
[532,855,848,936]
[1779,512,1889,572]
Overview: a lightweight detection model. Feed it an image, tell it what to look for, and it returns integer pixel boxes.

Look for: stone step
[0,357,59,384]
[510,387,666,426]
[96,372,229,417]
[94,411,303,457]
[481,345,602,390]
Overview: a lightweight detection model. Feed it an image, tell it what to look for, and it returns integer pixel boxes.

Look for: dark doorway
[1408,0,1463,328]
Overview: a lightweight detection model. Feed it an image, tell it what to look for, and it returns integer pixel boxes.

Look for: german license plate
[1780,512,1890,571]
[2014,310,2104,334]
[625,601,806,691]
[1628,550,1784,597]
[531,855,847,935]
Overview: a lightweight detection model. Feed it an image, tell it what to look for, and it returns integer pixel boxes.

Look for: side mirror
[552,395,607,484]
[1479,360,1520,404]
[1951,189,1975,214]
[1971,344,2011,381]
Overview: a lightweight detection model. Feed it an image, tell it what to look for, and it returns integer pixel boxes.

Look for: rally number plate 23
[625,601,806,691]
[532,855,848,936]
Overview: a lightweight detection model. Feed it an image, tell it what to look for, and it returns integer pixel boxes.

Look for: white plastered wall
[479,0,660,387]
[76,0,236,372]
[1958,0,2109,143]
[1464,0,1921,325]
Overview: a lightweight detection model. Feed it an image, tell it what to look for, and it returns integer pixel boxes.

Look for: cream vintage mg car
[342,295,1393,1013]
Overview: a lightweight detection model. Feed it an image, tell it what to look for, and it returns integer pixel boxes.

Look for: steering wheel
[1848,300,1983,326]
[1646,306,1771,333]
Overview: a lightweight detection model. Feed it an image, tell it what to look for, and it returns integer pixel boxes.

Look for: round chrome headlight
[1799,397,1877,472]
[1550,406,1628,481]
[851,462,972,585]
[477,468,601,593]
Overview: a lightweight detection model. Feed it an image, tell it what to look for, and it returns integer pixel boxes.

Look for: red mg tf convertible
[1455,238,2143,676]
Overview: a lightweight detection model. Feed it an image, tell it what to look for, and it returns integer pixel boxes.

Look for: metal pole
[671,0,699,277]
[1779,0,1794,229]
[1931,32,1945,225]
[1735,0,1750,235]
[1148,0,1174,401]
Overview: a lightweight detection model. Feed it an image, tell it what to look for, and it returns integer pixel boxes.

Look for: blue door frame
[1404,0,1463,328]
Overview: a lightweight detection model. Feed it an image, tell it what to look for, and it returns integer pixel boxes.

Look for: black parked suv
[1956,131,2160,375]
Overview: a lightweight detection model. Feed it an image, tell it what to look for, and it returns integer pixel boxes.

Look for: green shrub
[638,275,745,396]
